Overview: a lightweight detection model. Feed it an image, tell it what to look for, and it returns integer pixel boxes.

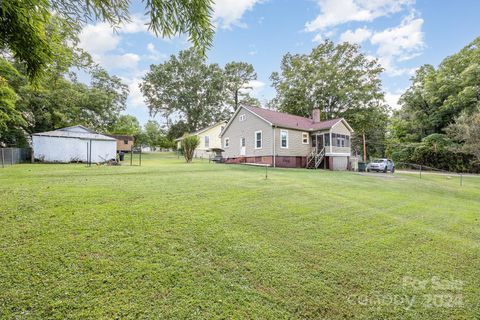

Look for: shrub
[181,135,200,163]
[388,134,479,173]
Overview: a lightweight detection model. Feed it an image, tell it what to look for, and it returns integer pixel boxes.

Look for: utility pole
[363,133,367,162]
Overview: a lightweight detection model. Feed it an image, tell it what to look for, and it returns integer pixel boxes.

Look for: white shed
[32,125,117,163]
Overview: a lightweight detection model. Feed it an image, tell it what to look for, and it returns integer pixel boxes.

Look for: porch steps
[306,147,325,169]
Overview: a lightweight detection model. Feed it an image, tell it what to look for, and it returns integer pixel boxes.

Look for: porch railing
[306,147,325,169]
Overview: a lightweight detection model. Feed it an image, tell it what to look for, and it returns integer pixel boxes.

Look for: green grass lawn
[1,153,479,319]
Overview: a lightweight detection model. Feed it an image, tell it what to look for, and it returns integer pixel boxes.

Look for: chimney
[312,108,321,123]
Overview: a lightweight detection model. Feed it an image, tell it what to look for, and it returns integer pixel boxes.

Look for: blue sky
[78,0,480,125]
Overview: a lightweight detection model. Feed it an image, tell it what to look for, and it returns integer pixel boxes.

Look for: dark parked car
[367,159,395,173]
[211,155,225,163]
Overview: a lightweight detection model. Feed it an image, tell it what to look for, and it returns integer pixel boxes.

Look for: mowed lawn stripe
[0,153,479,319]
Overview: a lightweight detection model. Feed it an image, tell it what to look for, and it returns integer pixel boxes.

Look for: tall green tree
[166,120,189,140]
[15,66,128,134]
[109,115,141,136]
[144,120,163,148]
[223,62,259,110]
[271,40,385,120]
[388,37,480,172]
[141,48,227,132]
[0,57,129,146]
[344,105,389,161]
[394,37,480,142]
[0,76,25,144]
[447,110,480,162]
[0,0,214,80]
[270,40,388,159]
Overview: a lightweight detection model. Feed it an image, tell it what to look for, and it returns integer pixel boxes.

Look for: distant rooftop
[175,121,227,141]
[107,134,135,141]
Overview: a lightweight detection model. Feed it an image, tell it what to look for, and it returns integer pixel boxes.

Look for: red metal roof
[244,106,345,131]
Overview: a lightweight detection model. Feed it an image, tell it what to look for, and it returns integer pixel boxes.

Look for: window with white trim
[255,131,262,149]
[302,132,309,144]
[224,137,229,148]
[204,136,209,148]
[332,133,349,147]
[280,130,288,148]
[239,114,246,121]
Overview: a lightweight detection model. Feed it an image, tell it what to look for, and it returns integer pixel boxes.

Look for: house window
[280,130,288,148]
[302,132,309,144]
[255,130,262,149]
[332,133,347,147]
[204,136,209,148]
[224,138,230,148]
[124,140,128,145]
[346,135,350,147]
[239,114,246,122]
[324,133,330,146]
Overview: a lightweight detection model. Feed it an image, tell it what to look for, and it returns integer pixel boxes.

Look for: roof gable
[195,121,227,136]
[32,126,116,141]
[175,121,227,141]
[107,134,134,141]
[220,106,272,137]
[59,125,96,133]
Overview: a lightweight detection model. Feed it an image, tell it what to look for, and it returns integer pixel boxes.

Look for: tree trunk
[363,132,367,162]
[234,90,239,110]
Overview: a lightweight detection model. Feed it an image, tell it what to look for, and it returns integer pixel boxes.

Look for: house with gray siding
[219,106,354,170]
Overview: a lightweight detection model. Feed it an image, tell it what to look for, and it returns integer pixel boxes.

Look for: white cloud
[239,80,266,99]
[99,53,141,70]
[119,73,147,109]
[339,27,372,44]
[78,19,154,70]
[128,78,145,109]
[248,44,258,56]
[145,43,166,61]
[248,80,265,90]
[385,91,403,110]
[305,0,424,77]
[306,0,413,32]
[120,15,149,34]
[370,13,424,75]
[78,23,120,55]
[312,34,323,43]
[213,0,264,29]
[371,14,424,58]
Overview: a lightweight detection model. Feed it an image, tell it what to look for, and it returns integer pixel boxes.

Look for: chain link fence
[0,148,31,168]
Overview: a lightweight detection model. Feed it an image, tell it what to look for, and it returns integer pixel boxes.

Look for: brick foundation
[225,156,306,168]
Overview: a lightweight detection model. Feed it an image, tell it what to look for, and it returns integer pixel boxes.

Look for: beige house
[219,106,354,170]
[176,121,227,159]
